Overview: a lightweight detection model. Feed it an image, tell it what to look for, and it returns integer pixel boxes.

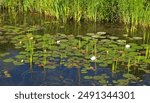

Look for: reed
[1,0,150,26]
[78,39,81,49]
[94,40,97,56]
[145,46,149,59]
[43,34,47,67]
[86,0,99,22]
[127,58,131,73]
[112,59,118,72]
[112,62,115,72]
[72,0,82,22]
[118,0,150,31]
[26,33,34,72]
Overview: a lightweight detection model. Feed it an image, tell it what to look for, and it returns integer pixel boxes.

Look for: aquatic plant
[1,0,150,27]
[90,56,96,61]
[27,33,34,72]
[125,44,131,49]
[1,24,150,86]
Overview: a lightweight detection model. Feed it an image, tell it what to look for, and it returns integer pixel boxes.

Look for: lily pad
[132,37,143,40]
[96,32,106,35]
[113,79,129,86]
[13,61,24,66]
[84,76,93,80]
[0,52,10,57]
[109,36,119,40]
[3,58,14,63]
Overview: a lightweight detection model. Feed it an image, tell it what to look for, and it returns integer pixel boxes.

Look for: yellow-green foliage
[1,0,150,26]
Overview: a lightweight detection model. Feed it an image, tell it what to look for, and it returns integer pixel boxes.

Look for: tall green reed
[1,0,150,27]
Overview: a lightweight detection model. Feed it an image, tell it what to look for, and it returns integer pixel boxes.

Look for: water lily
[57,40,60,44]
[125,44,130,49]
[91,56,96,61]
[21,59,24,63]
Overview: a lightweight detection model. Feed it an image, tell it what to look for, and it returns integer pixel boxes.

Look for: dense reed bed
[0,0,150,27]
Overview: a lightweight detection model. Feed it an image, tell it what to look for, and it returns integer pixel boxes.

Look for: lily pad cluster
[0,25,150,85]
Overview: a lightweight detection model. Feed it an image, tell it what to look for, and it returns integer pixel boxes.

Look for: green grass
[0,0,150,27]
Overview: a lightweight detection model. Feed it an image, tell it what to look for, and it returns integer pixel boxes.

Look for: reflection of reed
[77,68,81,86]
[43,50,47,80]
[29,37,34,73]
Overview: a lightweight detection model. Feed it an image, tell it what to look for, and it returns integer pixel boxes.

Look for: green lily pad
[15,55,25,59]
[123,34,128,37]
[99,63,108,67]
[13,61,24,66]
[3,58,14,63]
[96,32,106,35]
[123,73,135,79]
[84,76,93,80]
[113,79,129,86]
[132,37,143,40]
[86,33,95,36]
[98,80,108,85]
[117,40,126,45]
[0,52,10,57]
[81,69,88,74]
[99,36,107,39]
[109,36,119,40]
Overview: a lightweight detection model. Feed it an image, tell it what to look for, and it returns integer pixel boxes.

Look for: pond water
[0,12,150,86]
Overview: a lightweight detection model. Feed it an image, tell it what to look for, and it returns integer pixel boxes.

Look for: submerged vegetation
[0,0,150,27]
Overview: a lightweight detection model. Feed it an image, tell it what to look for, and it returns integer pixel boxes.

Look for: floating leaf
[84,76,93,80]
[13,61,24,66]
[96,32,106,35]
[3,58,14,63]
[0,52,10,57]
[132,37,143,40]
[109,36,119,40]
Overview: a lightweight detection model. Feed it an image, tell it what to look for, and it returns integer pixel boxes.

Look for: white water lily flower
[91,56,96,61]
[125,44,130,49]
[57,40,60,44]
[21,59,24,63]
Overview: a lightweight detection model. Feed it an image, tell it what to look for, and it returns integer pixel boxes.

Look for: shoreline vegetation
[0,0,150,28]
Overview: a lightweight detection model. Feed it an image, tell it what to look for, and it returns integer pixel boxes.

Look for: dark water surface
[0,12,150,86]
